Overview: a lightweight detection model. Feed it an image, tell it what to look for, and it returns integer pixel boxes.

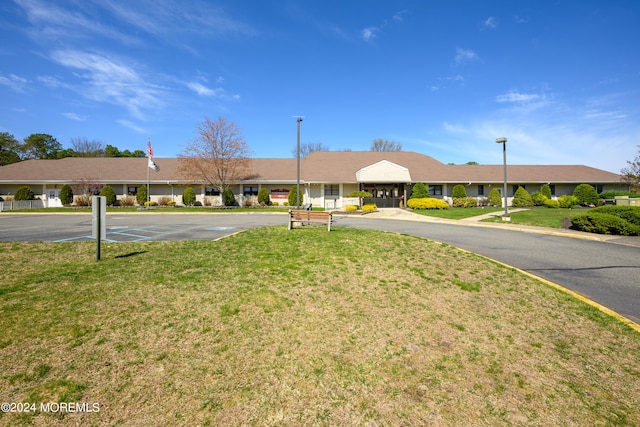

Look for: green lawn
[481,207,593,228]
[1,226,638,426]
[410,207,504,220]
[410,206,593,228]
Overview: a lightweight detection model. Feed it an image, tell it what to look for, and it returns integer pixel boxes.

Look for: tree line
[0,132,145,166]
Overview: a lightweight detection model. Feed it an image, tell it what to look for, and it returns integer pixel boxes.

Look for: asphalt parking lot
[0,212,286,242]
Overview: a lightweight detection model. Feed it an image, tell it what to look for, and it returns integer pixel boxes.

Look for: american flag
[147,138,154,158]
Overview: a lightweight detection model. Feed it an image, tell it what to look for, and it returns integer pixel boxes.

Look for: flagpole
[147,157,150,206]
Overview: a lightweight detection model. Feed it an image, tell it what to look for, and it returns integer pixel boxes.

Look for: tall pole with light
[294,116,304,209]
[495,137,509,220]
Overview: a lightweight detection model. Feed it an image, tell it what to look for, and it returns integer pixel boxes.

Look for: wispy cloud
[99,0,257,39]
[0,73,29,92]
[483,17,497,30]
[496,91,547,104]
[63,112,86,121]
[434,91,636,172]
[49,49,164,120]
[454,48,480,65]
[186,81,222,97]
[361,27,380,42]
[117,119,148,134]
[14,0,140,46]
[360,10,408,42]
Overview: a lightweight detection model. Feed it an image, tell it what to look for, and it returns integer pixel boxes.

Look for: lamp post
[294,116,304,209]
[495,137,509,220]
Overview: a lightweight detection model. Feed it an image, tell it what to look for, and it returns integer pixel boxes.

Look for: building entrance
[362,183,404,208]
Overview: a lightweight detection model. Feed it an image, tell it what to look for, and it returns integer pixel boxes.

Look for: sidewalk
[355,208,640,247]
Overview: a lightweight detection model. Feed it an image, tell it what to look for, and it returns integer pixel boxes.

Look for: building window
[478,184,484,196]
[429,185,443,197]
[324,184,339,196]
[243,186,258,196]
[127,186,138,195]
[205,187,220,196]
[595,184,603,193]
[549,185,556,196]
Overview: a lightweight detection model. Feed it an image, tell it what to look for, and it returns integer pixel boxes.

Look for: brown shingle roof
[0,153,623,184]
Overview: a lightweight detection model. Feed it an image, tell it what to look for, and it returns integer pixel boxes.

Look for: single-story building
[0,151,628,209]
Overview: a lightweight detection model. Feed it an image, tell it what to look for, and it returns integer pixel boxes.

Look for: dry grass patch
[0,227,639,426]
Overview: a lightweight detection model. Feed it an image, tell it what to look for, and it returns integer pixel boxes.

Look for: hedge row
[407,198,449,210]
[571,206,640,235]
[589,206,640,226]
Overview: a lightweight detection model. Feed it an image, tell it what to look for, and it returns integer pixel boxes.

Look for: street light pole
[495,137,509,220]
[294,116,304,209]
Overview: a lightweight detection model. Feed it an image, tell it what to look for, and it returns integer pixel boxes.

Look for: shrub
[14,186,35,201]
[157,196,172,206]
[487,188,502,207]
[407,197,449,209]
[167,200,176,207]
[345,205,357,212]
[410,183,430,199]
[362,203,377,212]
[136,185,148,206]
[181,187,196,206]
[60,184,73,205]
[544,199,560,208]
[258,188,270,205]
[272,201,279,206]
[589,206,640,226]
[512,186,533,207]
[599,190,640,199]
[531,191,548,206]
[144,201,158,207]
[243,197,254,207]
[541,184,553,200]
[452,184,467,199]
[120,195,135,206]
[222,189,236,206]
[571,212,640,235]
[288,186,303,207]
[477,197,490,207]
[99,185,117,206]
[557,195,579,208]
[75,194,90,206]
[452,197,477,208]
[573,184,599,206]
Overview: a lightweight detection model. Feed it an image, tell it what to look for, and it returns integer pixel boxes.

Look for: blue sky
[1,0,639,173]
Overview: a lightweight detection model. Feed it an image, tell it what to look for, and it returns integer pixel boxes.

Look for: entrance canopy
[355,160,412,183]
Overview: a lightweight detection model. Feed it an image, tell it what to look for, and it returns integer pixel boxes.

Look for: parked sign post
[92,196,106,260]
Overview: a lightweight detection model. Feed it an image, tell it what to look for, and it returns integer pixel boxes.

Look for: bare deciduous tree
[621,145,640,192]
[178,116,253,194]
[370,138,402,152]
[291,141,330,158]
[70,137,105,157]
[71,177,102,206]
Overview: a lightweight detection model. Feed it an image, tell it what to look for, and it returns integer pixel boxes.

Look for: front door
[362,183,404,208]
[48,189,62,207]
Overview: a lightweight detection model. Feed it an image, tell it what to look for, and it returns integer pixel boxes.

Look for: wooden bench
[288,210,333,231]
